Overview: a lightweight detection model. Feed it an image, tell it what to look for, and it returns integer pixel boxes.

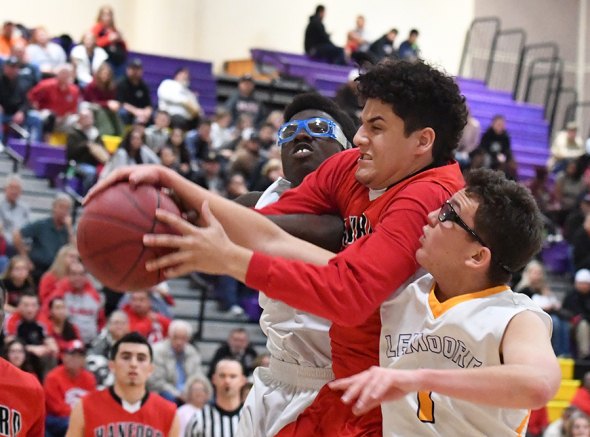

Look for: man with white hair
[149,319,204,404]
[0,174,31,250]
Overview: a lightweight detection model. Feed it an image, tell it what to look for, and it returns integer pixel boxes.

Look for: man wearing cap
[0,277,46,436]
[44,339,96,437]
[193,150,227,196]
[224,74,265,127]
[0,55,43,143]
[116,58,153,125]
[549,121,585,172]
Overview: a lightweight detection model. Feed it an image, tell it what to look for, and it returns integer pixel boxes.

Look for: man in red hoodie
[44,339,96,436]
[89,59,467,436]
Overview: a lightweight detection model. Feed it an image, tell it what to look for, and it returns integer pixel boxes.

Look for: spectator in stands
[25,27,67,77]
[549,121,585,173]
[70,32,109,88]
[157,67,202,130]
[562,269,590,359]
[224,74,265,128]
[145,109,171,152]
[39,243,79,303]
[185,358,246,436]
[334,69,362,124]
[164,127,191,176]
[515,260,570,356]
[545,406,579,437]
[230,135,263,182]
[43,296,82,362]
[66,107,109,194]
[116,58,152,125]
[249,158,283,192]
[345,15,370,55]
[0,21,22,58]
[573,215,590,272]
[83,62,124,136]
[525,166,559,220]
[115,282,175,319]
[208,328,257,378]
[13,193,74,283]
[1,255,35,313]
[455,107,481,169]
[368,28,398,61]
[210,108,236,150]
[0,56,43,143]
[225,173,249,200]
[49,261,104,345]
[555,158,588,226]
[398,28,421,61]
[477,114,517,179]
[44,339,96,437]
[27,63,80,136]
[565,411,590,437]
[88,309,129,359]
[564,194,590,244]
[304,5,346,65]
[9,39,41,91]
[91,5,127,77]
[192,151,227,196]
[4,293,58,377]
[150,320,204,405]
[121,290,170,344]
[185,119,212,163]
[572,376,590,418]
[0,174,31,252]
[2,338,39,379]
[177,376,212,436]
[100,126,160,179]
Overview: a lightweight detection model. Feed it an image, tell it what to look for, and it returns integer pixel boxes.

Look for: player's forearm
[417,364,559,409]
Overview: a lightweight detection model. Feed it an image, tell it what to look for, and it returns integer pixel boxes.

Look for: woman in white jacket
[70,32,109,87]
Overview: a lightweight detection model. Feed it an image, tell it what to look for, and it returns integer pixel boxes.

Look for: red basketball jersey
[0,358,45,436]
[82,388,176,437]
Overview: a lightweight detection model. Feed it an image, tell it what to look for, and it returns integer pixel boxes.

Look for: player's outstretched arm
[329,310,560,415]
[65,400,85,437]
[144,201,334,280]
[86,165,334,263]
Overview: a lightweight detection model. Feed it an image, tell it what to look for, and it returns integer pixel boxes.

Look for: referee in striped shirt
[185,358,246,437]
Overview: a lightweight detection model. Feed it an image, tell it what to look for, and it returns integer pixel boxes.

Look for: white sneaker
[228,305,245,316]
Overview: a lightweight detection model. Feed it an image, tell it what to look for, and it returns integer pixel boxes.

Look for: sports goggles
[277,117,351,150]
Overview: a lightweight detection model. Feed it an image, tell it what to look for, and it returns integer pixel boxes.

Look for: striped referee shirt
[184,403,242,437]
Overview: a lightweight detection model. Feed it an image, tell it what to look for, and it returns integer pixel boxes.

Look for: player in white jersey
[329,168,562,436]
[235,93,357,437]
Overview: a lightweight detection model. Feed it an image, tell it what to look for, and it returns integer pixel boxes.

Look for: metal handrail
[550,87,577,133]
[513,42,559,100]
[523,57,561,105]
[564,100,590,135]
[485,28,526,89]
[458,17,501,77]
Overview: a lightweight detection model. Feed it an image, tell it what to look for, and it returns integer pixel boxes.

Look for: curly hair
[357,59,467,164]
[465,169,544,285]
[283,92,358,146]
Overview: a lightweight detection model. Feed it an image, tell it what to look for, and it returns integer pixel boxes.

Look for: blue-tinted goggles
[277,117,351,150]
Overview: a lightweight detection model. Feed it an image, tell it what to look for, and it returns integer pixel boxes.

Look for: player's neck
[435,275,494,302]
[113,382,147,404]
[215,395,241,412]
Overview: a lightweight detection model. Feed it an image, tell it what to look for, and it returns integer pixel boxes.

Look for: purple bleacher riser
[461,91,518,105]
[32,158,66,180]
[129,52,212,75]
[467,101,544,119]
[7,139,66,161]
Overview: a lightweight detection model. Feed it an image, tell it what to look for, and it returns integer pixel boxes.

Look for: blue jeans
[551,314,571,357]
[45,415,69,437]
[1,112,43,142]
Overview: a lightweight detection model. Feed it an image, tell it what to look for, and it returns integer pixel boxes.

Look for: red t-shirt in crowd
[121,304,171,344]
[43,364,96,417]
[27,78,80,117]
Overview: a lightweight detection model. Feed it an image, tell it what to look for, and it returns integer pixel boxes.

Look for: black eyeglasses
[438,201,512,273]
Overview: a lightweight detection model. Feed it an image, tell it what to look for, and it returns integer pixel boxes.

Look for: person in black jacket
[304,5,345,65]
[207,328,258,378]
[368,29,398,61]
[477,114,517,179]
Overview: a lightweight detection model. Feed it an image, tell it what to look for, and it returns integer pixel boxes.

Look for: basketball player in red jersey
[0,285,46,436]
[66,332,179,437]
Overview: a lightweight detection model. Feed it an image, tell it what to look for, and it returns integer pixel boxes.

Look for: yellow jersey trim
[428,283,510,319]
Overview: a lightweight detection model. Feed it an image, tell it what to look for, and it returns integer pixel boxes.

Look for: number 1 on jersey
[417,391,435,423]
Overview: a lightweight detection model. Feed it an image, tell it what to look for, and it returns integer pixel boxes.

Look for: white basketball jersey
[379,274,552,437]
[255,179,332,368]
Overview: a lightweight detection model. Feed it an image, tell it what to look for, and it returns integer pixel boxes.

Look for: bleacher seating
[128,51,218,117]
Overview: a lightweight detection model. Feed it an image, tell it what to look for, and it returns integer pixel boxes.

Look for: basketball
[77,182,182,291]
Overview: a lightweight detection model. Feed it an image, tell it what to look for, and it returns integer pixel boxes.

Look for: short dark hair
[465,169,544,284]
[110,332,153,361]
[315,5,325,15]
[357,59,467,164]
[173,66,189,79]
[410,29,419,36]
[283,92,357,145]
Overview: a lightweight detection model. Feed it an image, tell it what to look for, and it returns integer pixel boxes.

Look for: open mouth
[292,142,313,157]
[359,153,373,161]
